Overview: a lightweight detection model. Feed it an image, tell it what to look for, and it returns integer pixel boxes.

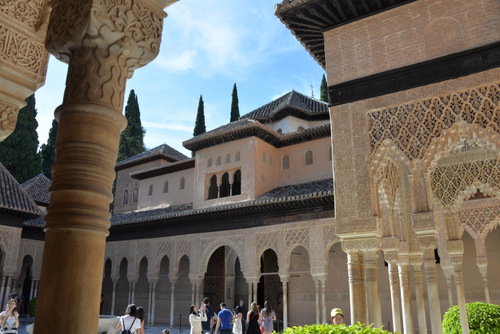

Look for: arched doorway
[156,256,172,325]
[288,246,314,325]
[176,255,191,324]
[136,257,149,314]
[102,259,113,314]
[116,258,129,315]
[258,249,282,327]
[19,255,33,315]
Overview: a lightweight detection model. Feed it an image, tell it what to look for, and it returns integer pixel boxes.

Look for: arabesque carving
[256,231,279,254]
[0,0,46,30]
[367,83,500,163]
[459,206,500,239]
[0,101,18,141]
[285,227,309,248]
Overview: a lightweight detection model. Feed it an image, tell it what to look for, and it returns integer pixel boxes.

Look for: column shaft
[170,283,176,326]
[320,280,326,324]
[282,281,288,329]
[314,280,320,324]
[347,252,367,325]
[423,249,442,334]
[454,264,470,334]
[364,251,382,327]
[398,264,414,334]
[387,262,401,333]
[151,282,157,326]
[412,263,427,334]
[111,282,117,316]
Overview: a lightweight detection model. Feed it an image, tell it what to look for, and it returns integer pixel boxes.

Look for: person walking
[201,297,215,334]
[237,300,247,334]
[115,304,141,334]
[137,307,146,334]
[215,302,233,334]
[245,302,261,334]
[260,301,276,334]
[189,304,207,334]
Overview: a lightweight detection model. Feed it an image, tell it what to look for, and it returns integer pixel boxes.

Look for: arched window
[226,153,231,164]
[305,150,313,165]
[297,126,305,132]
[329,145,333,161]
[148,184,153,196]
[232,170,241,196]
[207,158,212,168]
[262,152,267,162]
[282,155,289,170]
[163,180,169,193]
[179,177,185,190]
[208,175,218,199]
[276,128,283,134]
[133,188,139,202]
[220,172,230,197]
[216,156,221,166]
[235,151,240,161]
[269,155,273,166]
[123,190,129,204]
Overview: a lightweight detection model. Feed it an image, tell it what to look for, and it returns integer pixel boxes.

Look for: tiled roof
[241,90,328,121]
[22,174,51,206]
[115,144,189,171]
[0,163,42,218]
[110,178,333,226]
[24,214,46,228]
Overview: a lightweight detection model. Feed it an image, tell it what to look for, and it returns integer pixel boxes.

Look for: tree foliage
[230,83,240,122]
[117,89,146,162]
[40,118,58,179]
[443,302,500,334]
[193,95,206,136]
[320,74,329,103]
[0,94,41,183]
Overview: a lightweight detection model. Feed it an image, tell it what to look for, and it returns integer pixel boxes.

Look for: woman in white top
[115,304,142,334]
[189,304,207,334]
[0,299,19,333]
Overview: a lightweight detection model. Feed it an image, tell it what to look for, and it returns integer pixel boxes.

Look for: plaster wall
[253,138,280,198]
[323,0,500,85]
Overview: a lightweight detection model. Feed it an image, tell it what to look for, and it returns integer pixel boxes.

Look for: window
[179,177,185,190]
[269,155,273,166]
[276,128,282,134]
[235,151,240,161]
[297,126,305,132]
[220,172,230,197]
[208,175,218,199]
[133,188,139,202]
[282,155,289,170]
[123,190,129,204]
[226,153,231,164]
[207,158,212,168]
[163,181,169,193]
[305,150,313,165]
[262,152,267,162]
[216,156,221,166]
[148,184,153,196]
[232,170,241,196]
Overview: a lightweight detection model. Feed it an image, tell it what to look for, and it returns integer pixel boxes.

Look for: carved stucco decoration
[0,101,19,141]
[0,226,22,273]
[367,83,500,164]
[322,224,338,250]
[45,0,165,112]
[285,227,309,249]
[0,0,47,30]
[458,206,500,240]
[256,231,279,256]
[424,17,465,58]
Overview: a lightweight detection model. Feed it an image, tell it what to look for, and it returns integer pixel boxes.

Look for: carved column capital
[341,236,381,254]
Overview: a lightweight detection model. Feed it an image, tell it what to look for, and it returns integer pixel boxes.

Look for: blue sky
[35,0,325,157]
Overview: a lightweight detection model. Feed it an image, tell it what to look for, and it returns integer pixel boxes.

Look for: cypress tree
[320,74,329,103]
[230,83,240,122]
[0,94,41,183]
[193,95,206,136]
[40,118,58,179]
[117,89,146,162]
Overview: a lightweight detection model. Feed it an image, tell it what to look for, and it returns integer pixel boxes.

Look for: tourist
[137,306,145,334]
[232,306,243,334]
[162,330,170,334]
[236,300,247,334]
[189,304,207,334]
[0,299,19,334]
[201,297,215,334]
[115,304,141,334]
[245,302,261,334]
[260,301,276,334]
[215,302,233,334]
[330,308,343,325]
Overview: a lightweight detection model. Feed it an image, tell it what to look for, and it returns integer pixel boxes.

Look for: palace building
[0,0,498,333]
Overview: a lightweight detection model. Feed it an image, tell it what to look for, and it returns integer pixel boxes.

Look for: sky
[35,0,326,157]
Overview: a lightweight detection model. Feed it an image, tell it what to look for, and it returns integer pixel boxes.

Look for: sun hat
[331,308,343,317]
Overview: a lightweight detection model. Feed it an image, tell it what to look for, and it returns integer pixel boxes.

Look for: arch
[276,128,283,135]
[220,172,230,197]
[102,258,113,315]
[116,258,129,315]
[282,155,290,170]
[156,255,172,323]
[179,177,185,190]
[135,257,149,314]
[148,184,153,196]
[226,153,231,164]
[287,246,314,325]
[235,151,240,162]
[176,255,192,317]
[216,156,222,166]
[297,126,305,132]
[18,255,33,314]
[133,188,139,202]
[207,158,213,168]
[305,149,313,165]
[163,180,169,193]
[198,238,245,277]
[208,175,218,199]
[123,190,129,204]
[258,249,281,313]
[232,170,242,196]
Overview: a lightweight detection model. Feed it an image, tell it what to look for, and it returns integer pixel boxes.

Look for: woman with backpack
[116,304,141,334]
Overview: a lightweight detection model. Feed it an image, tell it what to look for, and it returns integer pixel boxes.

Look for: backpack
[121,317,136,334]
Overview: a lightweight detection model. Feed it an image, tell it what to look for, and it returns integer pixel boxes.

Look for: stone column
[442,266,455,308]
[147,282,153,325]
[34,1,168,333]
[346,252,367,325]
[421,245,442,334]
[280,276,289,329]
[474,238,490,303]
[170,280,177,326]
[0,276,7,307]
[111,281,117,316]
[387,261,401,333]
[320,279,327,324]
[411,256,427,334]
[150,282,157,326]
[448,240,470,334]
[191,280,197,305]
[364,250,382,327]
[313,279,320,324]
[246,277,259,305]
[30,280,36,300]
[397,257,414,334]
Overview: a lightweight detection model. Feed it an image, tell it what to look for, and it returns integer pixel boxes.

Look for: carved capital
[46,0,166,111]
[0,100,19,141]
[341,237,381,253]
[416,235,437,250]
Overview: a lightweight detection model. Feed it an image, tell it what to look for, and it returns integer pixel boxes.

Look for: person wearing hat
[330,308,344,325]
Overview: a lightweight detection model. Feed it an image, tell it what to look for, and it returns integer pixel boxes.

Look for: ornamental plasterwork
[175,239,191,259]
[322,224,338,250]
[367,83,500,163]
[285,227,309,249]
[0,226,21,272]
[458,206,500,239]
[256,231,279,255]
[156,240,171,259]
[137,241,150,260]
[0,0,46,30]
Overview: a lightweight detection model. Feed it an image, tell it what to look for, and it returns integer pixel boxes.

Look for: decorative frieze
[458,206,500,239]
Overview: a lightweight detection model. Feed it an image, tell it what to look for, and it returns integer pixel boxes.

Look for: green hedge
[27,298,36,317]
[442,302,500,334]
[278,322,397,334]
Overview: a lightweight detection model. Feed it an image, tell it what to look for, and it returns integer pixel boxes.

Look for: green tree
[320,74,329,103]
[193,95,206,136]
[117,89,146,162]
[40,118,58,179]
[230,83,240,122]
[0,94,41,183]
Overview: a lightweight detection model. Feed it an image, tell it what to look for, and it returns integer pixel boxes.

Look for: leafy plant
[442,302,500,334]
[277,322,397,334]
[27,297,36,317]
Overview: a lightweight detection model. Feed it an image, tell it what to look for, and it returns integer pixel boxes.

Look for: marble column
[422,248,442,334]
[474,238,491,303]
[411,257,427,334]
[314,280,320,324]
[280,277,289,329]
[387,261,401,334]
[150,282,157,326]
[191,282,196,305]
[170,280,177,326]
[364,250,382,327]
[0,276,7,307]
[33,1,169,333]
[442,266,455,308]
[111,281,117,316]
[346,252,367,325]
[320,279,327,324]
[449,248,470,334]
[397,260,414,334]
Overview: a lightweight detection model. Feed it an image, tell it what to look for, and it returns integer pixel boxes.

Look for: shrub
[442,302,500,334]
[27,297,36,317]
[278,322,397,334]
